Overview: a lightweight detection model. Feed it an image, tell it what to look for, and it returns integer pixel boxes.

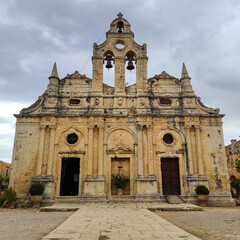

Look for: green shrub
[2,176,9,183]
[235,160,240,173]
[5,187,16,202]
[112,173,130,189]
[1,185,7,191]
[231,179,240,197]
[195,185,209,195]
[0,196,5,206]
[29,183,45,195]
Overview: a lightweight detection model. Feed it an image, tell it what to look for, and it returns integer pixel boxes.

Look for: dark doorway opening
[161,158,180,195]
[60,158,80,196]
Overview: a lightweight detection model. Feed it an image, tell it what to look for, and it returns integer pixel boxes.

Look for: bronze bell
[117,22,123,33]
[118,27,123,33]
[127,60,134,70]
[105,54,113,69]
[106,60,113,69]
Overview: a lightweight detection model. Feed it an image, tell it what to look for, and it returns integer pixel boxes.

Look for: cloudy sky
[0,0,240,163]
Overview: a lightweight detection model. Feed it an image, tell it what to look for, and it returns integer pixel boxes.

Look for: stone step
[164,195,186,204]
[55,196,82,204]
[40,202,202,212]
[107,195,135,202]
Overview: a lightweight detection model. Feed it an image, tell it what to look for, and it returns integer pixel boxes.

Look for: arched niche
[57,127,86,152]
[106,128,135,151]
[155,128,184,150]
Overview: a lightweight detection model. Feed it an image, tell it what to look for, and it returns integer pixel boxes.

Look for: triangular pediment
[154,71,178,80]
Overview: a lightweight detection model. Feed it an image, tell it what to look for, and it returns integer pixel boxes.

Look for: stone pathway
[42,203,201,240]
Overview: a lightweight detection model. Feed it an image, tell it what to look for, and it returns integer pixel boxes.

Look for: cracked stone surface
[42,203,200,240]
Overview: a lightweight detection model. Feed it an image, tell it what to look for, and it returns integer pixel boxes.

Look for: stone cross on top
[117,12,123,18]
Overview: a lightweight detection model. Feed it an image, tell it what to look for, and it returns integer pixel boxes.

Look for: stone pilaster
[136,124,143,177]
[92,57,103,93]
[136,57,148,93]
[97,125,104,178]
[185,126,193,175]
[195,125,204,175]
[87,125,94,177]
[83,124,106,199]
[114,57,125,94]
[47,125,56,176]
[148,125,154,176]
[36,125,46,176]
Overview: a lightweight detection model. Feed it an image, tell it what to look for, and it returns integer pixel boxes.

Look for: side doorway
[161,158,180,195]
[60,158,80,196]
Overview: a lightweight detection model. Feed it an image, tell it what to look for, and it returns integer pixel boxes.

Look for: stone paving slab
[41,202,202,212]
[42,203,201,240]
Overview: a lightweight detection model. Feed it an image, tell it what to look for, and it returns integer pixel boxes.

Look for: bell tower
[91,13,149,113]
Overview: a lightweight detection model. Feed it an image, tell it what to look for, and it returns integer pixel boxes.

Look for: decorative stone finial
[181,62,190,79]
[49,62,59,79]
[117,12,123,18]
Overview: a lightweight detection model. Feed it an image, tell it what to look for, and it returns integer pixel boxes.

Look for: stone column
[148,125,154,175]
[87,125,94,177]
[137,124,143,177]
[136,57,148,93]
[36,125,46,176]
[98,125,104,177]
[92,57,103,93]
[185,126,194,175]
[47,125,56,176]
[114,57,125,94]
[195,125,204,175]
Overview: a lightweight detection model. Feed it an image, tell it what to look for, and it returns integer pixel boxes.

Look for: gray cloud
[0,0,240,162]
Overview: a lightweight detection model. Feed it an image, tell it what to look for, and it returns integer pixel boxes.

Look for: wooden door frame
[161,157,181,195]
[157,154,185,196]
[106,153,134,197]
[60,157,80,196]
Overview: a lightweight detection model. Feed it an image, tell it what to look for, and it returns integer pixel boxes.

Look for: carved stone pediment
[154,71,178,80]
[107,142,134,154]
[71,71,82,78]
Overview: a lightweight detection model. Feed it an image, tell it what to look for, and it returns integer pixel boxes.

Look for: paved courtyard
[42,203,200,240]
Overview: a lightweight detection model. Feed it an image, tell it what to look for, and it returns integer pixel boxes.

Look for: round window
[115,40,125,49]
[163,134,173,144]
[67,133,78,144]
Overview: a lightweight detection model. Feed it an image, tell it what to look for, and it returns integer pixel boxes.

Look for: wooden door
[161,158,180,195]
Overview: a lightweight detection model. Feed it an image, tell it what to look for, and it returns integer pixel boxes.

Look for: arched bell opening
[116,21,124,33]
[103,51,115,87]
[125,51,136,86]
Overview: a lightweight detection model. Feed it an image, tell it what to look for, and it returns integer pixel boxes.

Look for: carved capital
[195,125,201,131]
[88,125,94,130]
[136,124,142,131]
[40,125,46,130]
[147,125,152,131]
[98,125,104,130]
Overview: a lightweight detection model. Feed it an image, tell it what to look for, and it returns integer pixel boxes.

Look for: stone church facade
[10,13,233,206]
